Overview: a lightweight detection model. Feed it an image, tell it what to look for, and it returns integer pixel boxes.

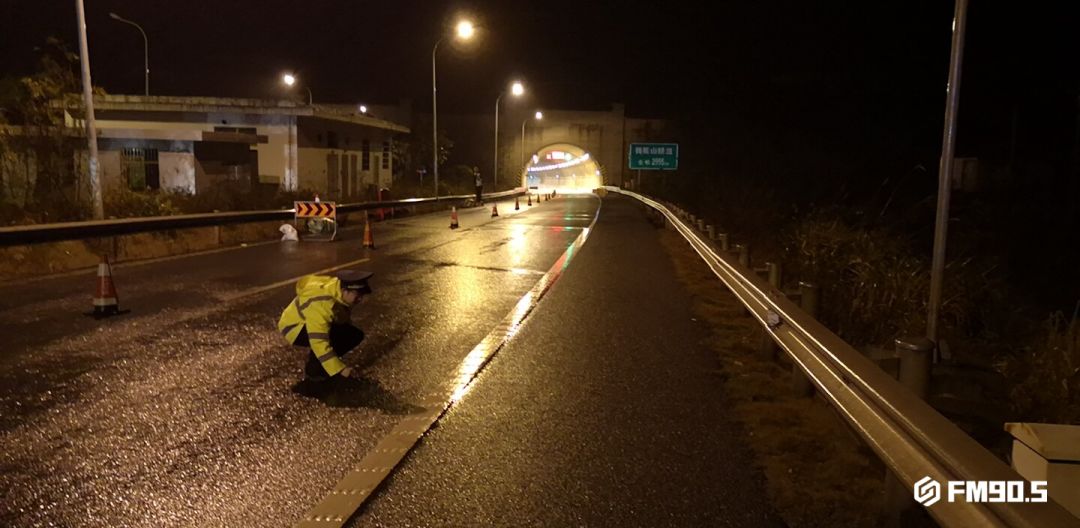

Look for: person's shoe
[304,371,329,382]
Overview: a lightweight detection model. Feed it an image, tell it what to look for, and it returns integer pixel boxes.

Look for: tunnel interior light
[527,153,591,172]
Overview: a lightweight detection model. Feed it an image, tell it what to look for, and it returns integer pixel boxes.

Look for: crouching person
[278,270,373,381]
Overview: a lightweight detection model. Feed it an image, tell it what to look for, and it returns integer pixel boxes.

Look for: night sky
[1,1,1073,117]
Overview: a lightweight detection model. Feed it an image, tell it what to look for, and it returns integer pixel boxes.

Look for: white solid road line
[295,195,601,528]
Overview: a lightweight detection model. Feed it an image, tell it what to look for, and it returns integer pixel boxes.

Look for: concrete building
[75,95,408,200]
[379,101,677,192]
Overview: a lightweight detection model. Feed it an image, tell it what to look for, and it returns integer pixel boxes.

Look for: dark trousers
[292,324,365,378]
[475,185,483,203]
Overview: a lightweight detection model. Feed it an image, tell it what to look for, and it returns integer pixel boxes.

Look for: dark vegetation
[642,89,1079,429]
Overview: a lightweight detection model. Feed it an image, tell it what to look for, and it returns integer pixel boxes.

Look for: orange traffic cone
[515,196,520,211]
[491,203,499,217]
[450,206,459,229]
[88,254,124,318]
[527,194,532,206]
[362,214,376,249]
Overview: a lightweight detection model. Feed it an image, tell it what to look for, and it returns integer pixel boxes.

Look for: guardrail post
[896,336,933,400]
[757,262,782,359]
[735,245,750,315]
[736,244,750,268]
[882,336,934,524]
[767,261,782,290]
[706,225,715,240]
[717,233,729,252]
[696,219,705,231]
[791,282,818,397]
[214,225,222,246]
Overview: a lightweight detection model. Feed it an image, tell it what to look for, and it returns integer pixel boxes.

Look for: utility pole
[926,0,969,352]
[76,0,103,220]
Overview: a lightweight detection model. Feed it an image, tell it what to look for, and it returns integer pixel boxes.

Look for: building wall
[97,150,123,193]
[160,152,196,193]
[83,104,402,196]
[296,116,395,200]
[96,111,293,187]
[254,124,290,186]
[296,148,389,201]
[0,149,35,206]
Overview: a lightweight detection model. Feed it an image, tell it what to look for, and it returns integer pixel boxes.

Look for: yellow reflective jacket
[278,274,353,376]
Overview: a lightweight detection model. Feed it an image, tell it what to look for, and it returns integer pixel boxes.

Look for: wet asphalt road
[353,196,781,527]
[0,194,779,527]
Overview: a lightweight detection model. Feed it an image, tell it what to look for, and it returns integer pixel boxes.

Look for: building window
[381,141,390,169]
[121,148,160,190]
[361,139,370,170]
[327,131,339,149]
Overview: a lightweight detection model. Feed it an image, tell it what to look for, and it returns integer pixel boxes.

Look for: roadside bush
[783,213,1005,349]
[784,215,927,346]
[438,165,478,196]
[1000,307,1080,425]
[103,187,181,218]
[162,184,316,214]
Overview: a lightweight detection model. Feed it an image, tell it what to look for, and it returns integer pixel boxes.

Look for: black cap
[334,270,373,294]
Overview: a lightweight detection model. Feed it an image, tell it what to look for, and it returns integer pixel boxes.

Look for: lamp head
[455,20,475,40]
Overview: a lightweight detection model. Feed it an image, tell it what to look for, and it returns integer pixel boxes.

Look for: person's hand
[339,366,354,378]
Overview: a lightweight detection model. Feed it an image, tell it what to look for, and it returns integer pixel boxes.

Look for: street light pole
[432,38,442,199]
[430,20,475,200]
[494,93,504,190]
[76,0,103,220]
[927,0,970,352]
[108,13,149,95]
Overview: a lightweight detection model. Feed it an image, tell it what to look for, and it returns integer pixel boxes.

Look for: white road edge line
[295,195,602,528]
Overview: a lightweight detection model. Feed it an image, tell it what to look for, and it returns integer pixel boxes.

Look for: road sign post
[294,201,338,242]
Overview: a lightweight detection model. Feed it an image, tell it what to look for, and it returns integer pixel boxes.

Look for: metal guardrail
[0,188,526,246]
[607,187,1079,528]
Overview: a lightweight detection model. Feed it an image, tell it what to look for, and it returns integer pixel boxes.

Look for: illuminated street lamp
[108,12,149,95]
[494,80,525,189]
[432,19,475,199]
[281,72,312,105]
[521,110,542,172]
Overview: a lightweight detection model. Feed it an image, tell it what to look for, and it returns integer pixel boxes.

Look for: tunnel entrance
[522,143,601,193]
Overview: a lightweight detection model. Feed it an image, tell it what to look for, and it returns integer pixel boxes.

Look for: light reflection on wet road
[0,195,595,527]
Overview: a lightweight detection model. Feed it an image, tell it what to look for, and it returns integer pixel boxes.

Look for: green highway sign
[628,143,678,170]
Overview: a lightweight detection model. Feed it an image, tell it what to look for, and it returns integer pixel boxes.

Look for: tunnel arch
[521,143,602,193]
